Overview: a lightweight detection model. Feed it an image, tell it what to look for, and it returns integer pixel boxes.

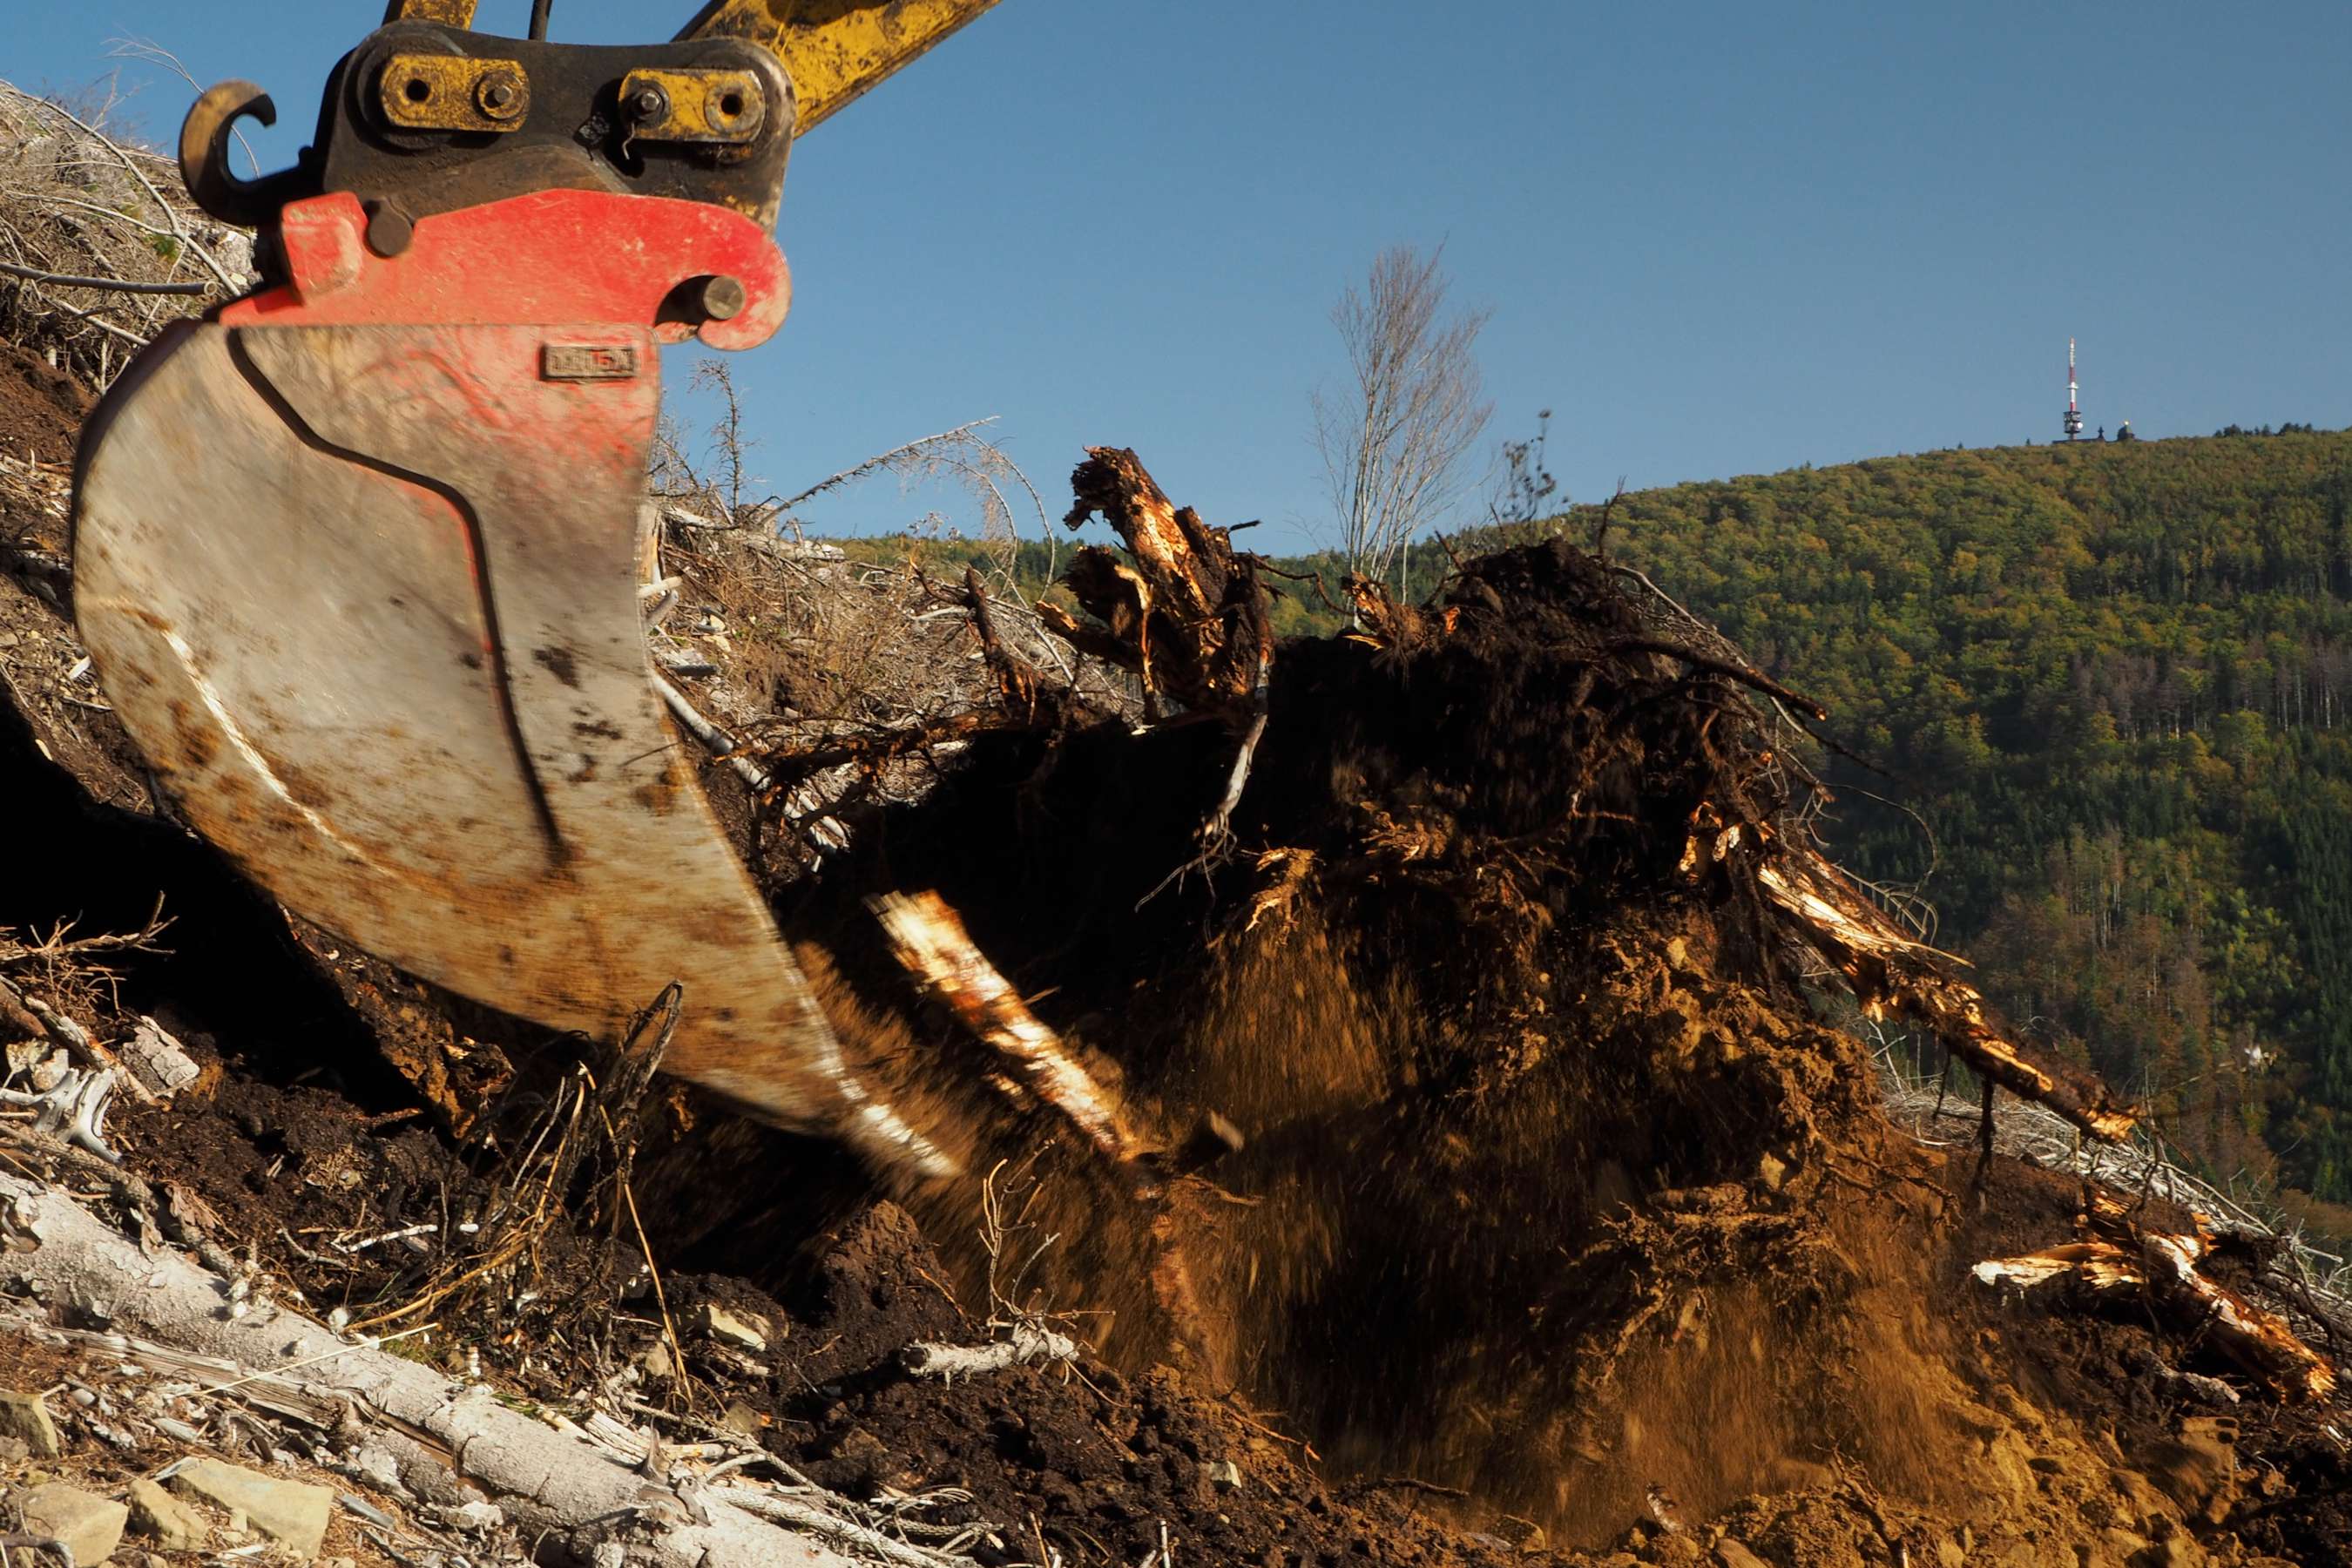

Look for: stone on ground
[17,1481,129,1566]
[128,1474,210,1550]
[169,1457,334,1556]
[699,1302,770,1353]
[0,1388,63,1457]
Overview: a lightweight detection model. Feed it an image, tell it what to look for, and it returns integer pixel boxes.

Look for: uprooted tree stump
[1044,446,1272,721]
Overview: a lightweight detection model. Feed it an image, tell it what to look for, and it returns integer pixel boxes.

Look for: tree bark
[1059,448,1271,719]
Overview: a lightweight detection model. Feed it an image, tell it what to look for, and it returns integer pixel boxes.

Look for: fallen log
[1974,1215,2335,1403]
[1749,833,2138,1144]
[0,1170,932,1568]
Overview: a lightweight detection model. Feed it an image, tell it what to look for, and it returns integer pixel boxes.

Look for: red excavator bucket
[73,187,951,1177]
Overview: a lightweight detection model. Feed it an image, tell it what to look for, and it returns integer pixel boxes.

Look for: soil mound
[746,537,1980,1539]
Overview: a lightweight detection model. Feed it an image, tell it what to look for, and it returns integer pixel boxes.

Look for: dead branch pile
[1972,1190,2337,1402]
[0,1171,988,1568]
[646,487,1139,874]
[0,79,252,391]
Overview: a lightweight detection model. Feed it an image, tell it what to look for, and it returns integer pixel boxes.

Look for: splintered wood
[873,890,1135,1161]
[1745,833,2138,1144]
[1975,1200,2336,1403]
[1046,447,1272,719]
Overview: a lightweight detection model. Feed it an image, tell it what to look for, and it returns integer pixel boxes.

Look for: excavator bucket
[71,0,1010,1178]
[73,185,952,1177]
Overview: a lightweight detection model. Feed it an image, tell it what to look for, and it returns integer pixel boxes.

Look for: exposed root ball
[708,537,2004,1537]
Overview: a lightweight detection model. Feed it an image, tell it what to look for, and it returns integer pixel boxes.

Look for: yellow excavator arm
[672,0,1003,132]
[381,0,1001,134]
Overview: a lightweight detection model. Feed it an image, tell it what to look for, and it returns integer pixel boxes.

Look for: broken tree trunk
[1973,1195,2335,1402]
[1049,447,1272,719]
[0,1171,891,1568]
[873,889,1137,1162]
[1753,835,2138,1144]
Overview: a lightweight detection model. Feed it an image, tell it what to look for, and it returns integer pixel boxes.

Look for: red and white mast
[2064,338,2084,440]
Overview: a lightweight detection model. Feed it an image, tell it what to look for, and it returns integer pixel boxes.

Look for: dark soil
[97,1064,1557,1566]
[0,339,86,466]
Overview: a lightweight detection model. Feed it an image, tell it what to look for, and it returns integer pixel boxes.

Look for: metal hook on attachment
[179,80,316,229]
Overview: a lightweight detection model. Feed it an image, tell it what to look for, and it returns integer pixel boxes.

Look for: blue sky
[11,1,2350,552]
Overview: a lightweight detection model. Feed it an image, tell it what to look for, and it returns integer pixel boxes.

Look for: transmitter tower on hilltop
[2064,338,2084,441]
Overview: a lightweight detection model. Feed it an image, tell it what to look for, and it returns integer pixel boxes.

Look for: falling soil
[4,360,2348,1565]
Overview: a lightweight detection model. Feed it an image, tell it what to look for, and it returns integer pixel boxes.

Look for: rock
[128,1475,209,1550]
[1936,1538,1967,1568]
[1650,1534,1705,1566]
[171,1457,335,1556]
[2131,1534,2206,1568]
[0,1389,63,1457]
[1486,1515,1542,1551]
[828,1426,889,1472]
[1202,1459,1243,1492]
[440,1499,505,1532]
[349,1443,408,1496]
[24,1048,69,1093]
[1714,1540,1767,1568]
[634,1339,676,1379]
[2140,1418,2238,1523]
[121,1016,200,1097]
[17,1481,129,1567]
[720,1401,765,1438]
[698,1302,770,1353]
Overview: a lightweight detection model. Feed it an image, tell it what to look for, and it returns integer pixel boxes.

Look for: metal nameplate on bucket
[541,343,639,381]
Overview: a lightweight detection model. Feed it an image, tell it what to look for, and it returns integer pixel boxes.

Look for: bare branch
[0,257,208,294]
[774,419,999,512]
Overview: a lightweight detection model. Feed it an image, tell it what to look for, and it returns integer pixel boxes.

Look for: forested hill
[1571,429,2352,1213]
